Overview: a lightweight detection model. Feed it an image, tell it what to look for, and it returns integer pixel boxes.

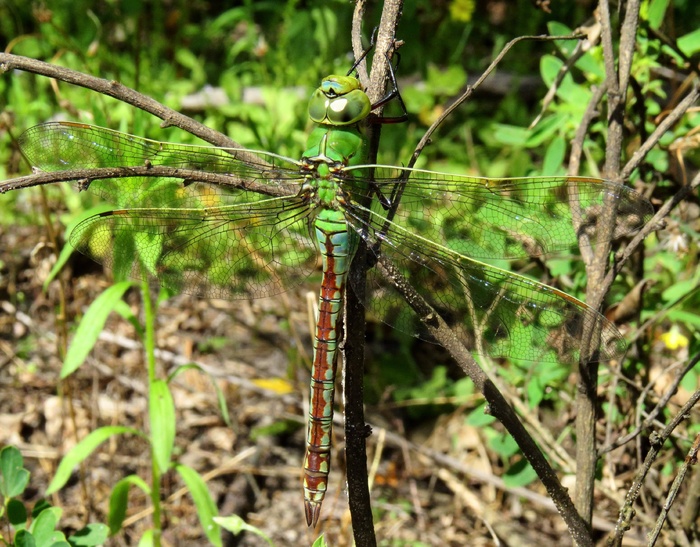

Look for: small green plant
[0,445,108,547]
[42,278,230,546]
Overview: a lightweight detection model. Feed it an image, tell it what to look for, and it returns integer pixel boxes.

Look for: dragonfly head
[308,75,371,127]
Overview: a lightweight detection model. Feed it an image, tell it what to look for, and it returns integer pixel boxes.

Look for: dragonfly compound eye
[308,76,371,126]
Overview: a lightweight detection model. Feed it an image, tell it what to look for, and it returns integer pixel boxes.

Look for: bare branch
[0,53,246,151]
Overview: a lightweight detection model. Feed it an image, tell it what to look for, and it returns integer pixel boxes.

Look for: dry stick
[606,354,700,547]
[343,1,402,544]
[653,435,700,547]
[567,82,608,266]
[375,256,594,546]
[0,166,291,198]
[573,0,641,525]
[598,355,699,455]
[621,85,700,181]
[407,33,584,170]
[0,53,266,167]
[609,169,700,283]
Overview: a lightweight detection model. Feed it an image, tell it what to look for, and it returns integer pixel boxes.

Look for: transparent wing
[18,122,318,298]
[343,167,653,259]
[18,121,305,208]
[70,195,317,299]
[340,169,653,363]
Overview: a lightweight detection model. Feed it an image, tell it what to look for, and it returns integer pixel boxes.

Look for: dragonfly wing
[343,168,653,259]
[70,195,317,299]
[18,122,304,207]
[345,205,626,364]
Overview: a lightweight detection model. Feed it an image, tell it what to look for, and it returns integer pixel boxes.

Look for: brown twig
[408,34,585,170]
[0,53,265,160]
[343,2,403,544]
[573,0,641,524]
[598,353,700,455]
[0,166,291,198]
[606,355,700,546]
[376,255,594,546]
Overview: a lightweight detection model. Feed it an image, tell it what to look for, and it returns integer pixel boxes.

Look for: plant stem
[142,281,162,547]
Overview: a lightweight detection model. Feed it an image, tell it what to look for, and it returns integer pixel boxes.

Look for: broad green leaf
[646,0,671,29]
[547,22,576,55]
[503,458,538,487]
[214,514,273,545]
[8,498,28,529]
[31,499,52,519]
[661,278,697,303]
[489,432,518,458]
[61,281,136,378]
[0,445,30,497]
[311,534,329,547]
[67,523,110,546]
[46,426,143,495]
[29,506,63,546]
[466,403,496,427]
[175,464,222,547]
[138,529,154,547]
[490,123,530,146]
[678,28,700,56]
[542,136,566,175]
[150,379,176,473]
[14,529,36,547]
[109,475,151,535]
[667,310,700,328]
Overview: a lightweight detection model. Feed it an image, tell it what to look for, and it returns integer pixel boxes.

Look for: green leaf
[0,445,30,498]
[175,464,222,547]
[667,310,700,328]
[214,514,273,545]
[489,433,518,458]
[14,529,36,547]
[29,506,63,546]
[465,403,496,427]
[43,244,72,294]
[137,529,154,547]
[678,28,700,56]
[150,379,176,473]
[542,135,566,175]
[61,281,135,378]
[46,426,143,495]
[490,123,530,146]
[503,458,538,487]
[646,0,671,29]
[8,498,28,529]
[31,500,52,519]
[661,278,697,303]
[109,475,151,536]
[113,299,144,339]
[311,534,329,547]
[67,523,110,546]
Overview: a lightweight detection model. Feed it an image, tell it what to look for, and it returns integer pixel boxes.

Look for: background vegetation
[0,0,698,545]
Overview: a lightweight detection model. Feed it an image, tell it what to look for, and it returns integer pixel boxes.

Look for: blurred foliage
[0,0,699,533]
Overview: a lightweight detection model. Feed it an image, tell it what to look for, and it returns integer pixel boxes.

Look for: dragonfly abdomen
[303,209,354,526]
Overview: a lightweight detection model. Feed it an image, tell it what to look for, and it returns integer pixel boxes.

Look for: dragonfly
[11,72,653,527]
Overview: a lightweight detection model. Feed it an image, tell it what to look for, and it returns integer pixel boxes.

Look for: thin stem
[141,281,161,546]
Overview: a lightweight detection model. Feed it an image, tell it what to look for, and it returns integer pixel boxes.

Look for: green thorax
[303,75,371,207]
[304,75,370,168]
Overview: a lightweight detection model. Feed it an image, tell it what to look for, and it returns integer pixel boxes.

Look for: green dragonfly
[11,73,652,526]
